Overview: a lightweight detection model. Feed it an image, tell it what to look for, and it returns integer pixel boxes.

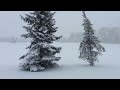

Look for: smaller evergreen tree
[79,11,105,66]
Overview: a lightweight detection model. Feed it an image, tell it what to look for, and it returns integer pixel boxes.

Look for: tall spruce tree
[79,11,105,66]
[19,11,62,72]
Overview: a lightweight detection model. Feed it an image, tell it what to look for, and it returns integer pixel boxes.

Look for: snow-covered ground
[0,42,120,79]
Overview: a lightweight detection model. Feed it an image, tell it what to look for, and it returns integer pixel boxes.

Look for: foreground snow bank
[0,42,120,79]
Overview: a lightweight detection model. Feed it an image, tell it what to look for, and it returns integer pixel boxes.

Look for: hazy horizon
[0,11,120,38]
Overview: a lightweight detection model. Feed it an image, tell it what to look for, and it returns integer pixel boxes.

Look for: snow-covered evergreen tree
[19,11,62,72]
[79,11,105,66]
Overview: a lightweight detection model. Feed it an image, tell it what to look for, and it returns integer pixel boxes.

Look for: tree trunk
[90,60,94,66]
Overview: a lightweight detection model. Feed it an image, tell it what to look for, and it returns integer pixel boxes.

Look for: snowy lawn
[0,42,120,79]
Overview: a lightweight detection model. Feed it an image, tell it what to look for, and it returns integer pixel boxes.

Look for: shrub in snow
[19,11,62,72]
[79,11,105,66]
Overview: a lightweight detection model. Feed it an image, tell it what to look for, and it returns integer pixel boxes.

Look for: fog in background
[0,11,120,43]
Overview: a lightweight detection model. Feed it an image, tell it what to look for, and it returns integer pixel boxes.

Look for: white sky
[0,11,120,38]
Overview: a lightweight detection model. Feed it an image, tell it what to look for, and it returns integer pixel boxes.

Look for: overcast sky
[0,11,120,38]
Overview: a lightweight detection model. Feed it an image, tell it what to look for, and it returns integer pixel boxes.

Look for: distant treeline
[58,27,120,44]
[98,27,120,44]
[0,36,30,43]
[1,27,120,44]
[58,33,83,43]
